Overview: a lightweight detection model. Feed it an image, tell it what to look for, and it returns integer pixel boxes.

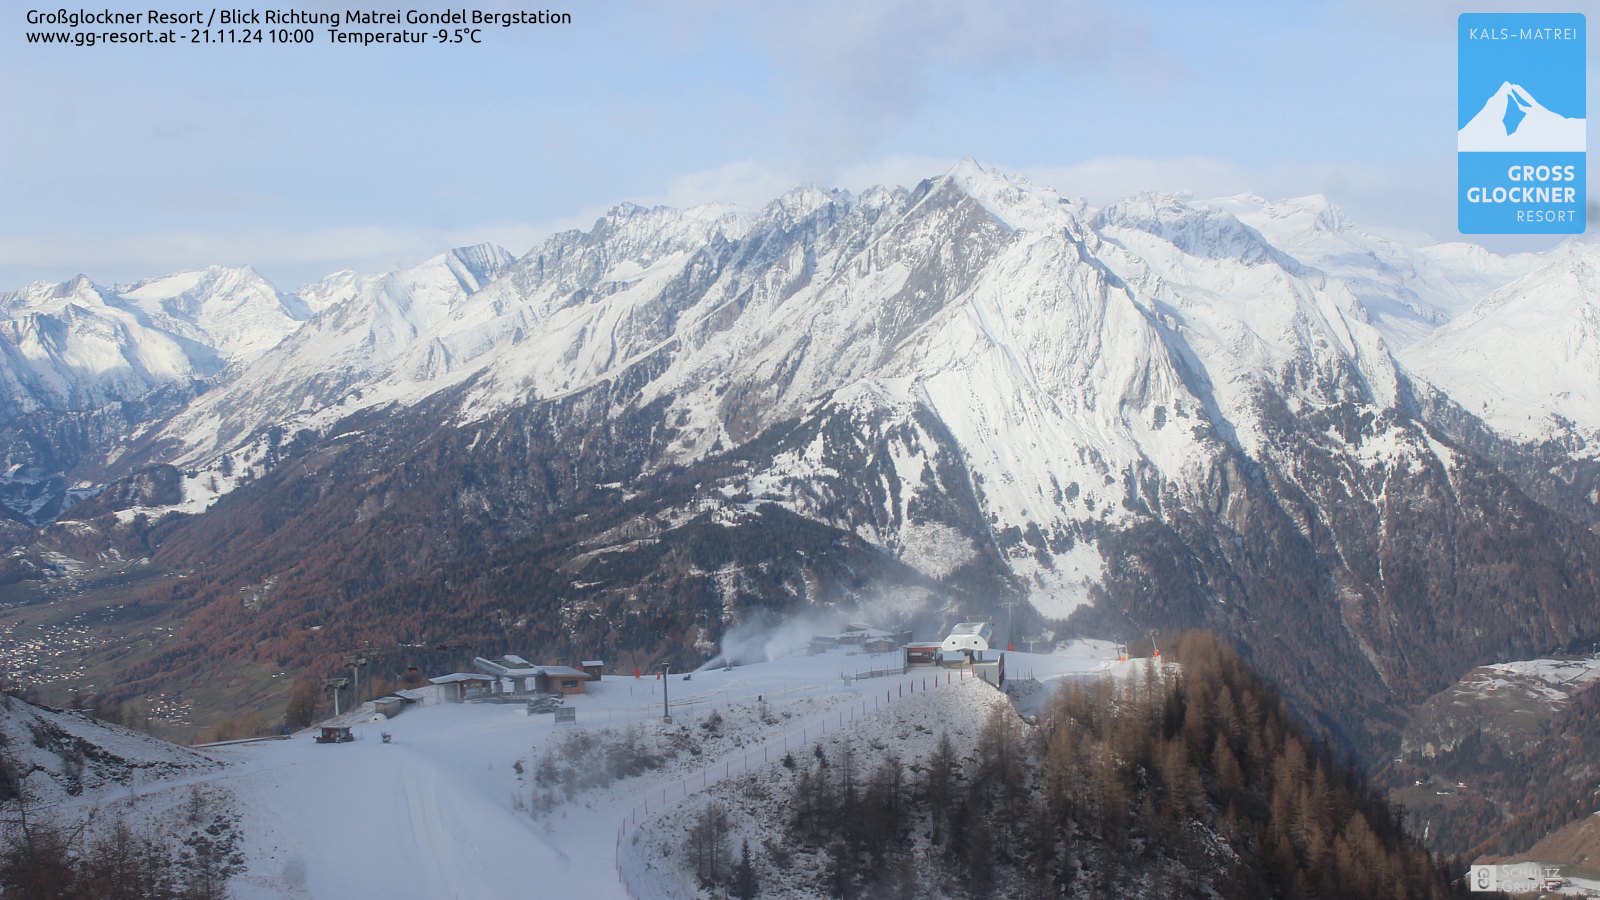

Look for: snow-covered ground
[620,675,1011,898]
[6,642,1127,899]
[1456,656,1600,706]
[1564,873,1600,896]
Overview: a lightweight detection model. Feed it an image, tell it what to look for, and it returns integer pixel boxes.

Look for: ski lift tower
[1001,598,1022,652]
[661,663,672,723]
[323,676,349,717]
[344,654,370,708]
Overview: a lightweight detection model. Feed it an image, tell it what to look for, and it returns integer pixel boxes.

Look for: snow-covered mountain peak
[1220,191,1272,209]
[1416,240,1536,274]
[584,201,751,255]
[2,274,115,317]
[1219,193,1349,237]
[424,243,514,294]
[1094,193,1288,267]
[1300,194,1348,233]
[294,268,365,317]
[933,157,1077,234]
[765,185,843,223]
[115,264,309,363]
[1091,194,1407,427]
[945,154,986,180]
[0,274,221,421]
[63,272,99,297]
[1404,240,1600,447]
[933,155,1002,201]
[121,268,214,302]
[333,243,513,347]
[1202,193,1553,347]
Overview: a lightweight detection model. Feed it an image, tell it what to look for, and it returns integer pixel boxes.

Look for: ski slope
[115,642,1127,898]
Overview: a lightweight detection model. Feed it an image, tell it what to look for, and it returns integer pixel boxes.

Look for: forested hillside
[670,632,1477,899]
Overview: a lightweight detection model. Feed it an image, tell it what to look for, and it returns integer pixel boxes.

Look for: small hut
[314,726,353,744]
[429,673,496,703]
[904,642,943,666]
[535,666,589,695]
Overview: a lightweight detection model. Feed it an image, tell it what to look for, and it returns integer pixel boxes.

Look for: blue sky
[2,0,1595,289]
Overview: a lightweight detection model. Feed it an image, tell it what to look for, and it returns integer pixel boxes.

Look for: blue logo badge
[1458,14,1586,234]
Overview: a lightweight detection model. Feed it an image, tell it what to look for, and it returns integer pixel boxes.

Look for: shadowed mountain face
[3,163,1597,763]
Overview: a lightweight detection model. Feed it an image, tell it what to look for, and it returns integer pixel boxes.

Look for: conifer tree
[731,839,758,900]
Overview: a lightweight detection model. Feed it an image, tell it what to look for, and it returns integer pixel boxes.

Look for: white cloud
[647,161,806,211]
[0,219,584,293]
[689,0,1164,161]
[835,156,961,193]
[1019,156,1455,245]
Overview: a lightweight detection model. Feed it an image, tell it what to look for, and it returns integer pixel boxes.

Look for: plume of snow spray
[698,586,950,671]
[698,610,848,671]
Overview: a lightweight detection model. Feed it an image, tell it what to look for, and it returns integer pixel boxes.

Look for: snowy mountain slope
[0,693,218,808]
[1096,192,1403,419]
[143,203,760,471]
[480,168,1220,615]
[1403,241,1600,450]
[623,674,1016,899]
[0,266,320,421]
[63,175,1599,547]
[118,265,311,365]
[0,267,322,524]
[1207,193,1544,346]
[0,276,221,419]
[1402,655,1600,759]
[147,243,515,466]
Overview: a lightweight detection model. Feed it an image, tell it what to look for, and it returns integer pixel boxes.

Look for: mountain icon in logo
[1458,81,1587,152]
